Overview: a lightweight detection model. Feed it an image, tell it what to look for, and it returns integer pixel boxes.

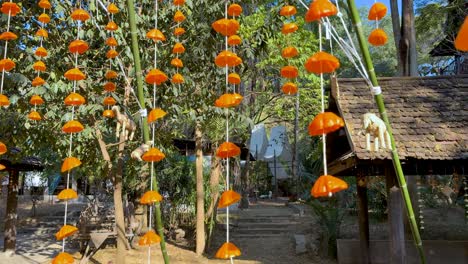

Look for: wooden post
[386,166,406,264]
[356,172,370,263]
[4,169,19,253]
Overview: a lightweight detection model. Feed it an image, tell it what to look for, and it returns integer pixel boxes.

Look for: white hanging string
[0,0,13,95]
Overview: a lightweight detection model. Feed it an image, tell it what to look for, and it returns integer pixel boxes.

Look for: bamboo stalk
[346,0,426,263]
[125,0,170,263]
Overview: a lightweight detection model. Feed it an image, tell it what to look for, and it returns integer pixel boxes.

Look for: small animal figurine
[130,142,151,161]
[112,105,137,141]
[362,112,392,151]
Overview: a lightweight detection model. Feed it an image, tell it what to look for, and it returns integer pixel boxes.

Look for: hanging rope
[0,0,19,106]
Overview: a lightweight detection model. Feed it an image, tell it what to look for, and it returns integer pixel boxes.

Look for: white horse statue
[362,113,392,151]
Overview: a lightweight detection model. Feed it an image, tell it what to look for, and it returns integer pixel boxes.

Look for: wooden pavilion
[325,75,468,263]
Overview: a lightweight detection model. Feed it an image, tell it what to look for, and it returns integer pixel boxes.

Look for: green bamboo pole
[346,0,426,263]
[125,0,170,263]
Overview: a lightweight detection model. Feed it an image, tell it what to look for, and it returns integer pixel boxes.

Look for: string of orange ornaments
[102,1,119,118]
[0,0,20,107]
[212,2,243,262]
[367,2,388,46]
[28,0,52,121]
[280,4,299,95]
[138,0,169,261]
[304,0,348,198]
[52,3,91,264]
[170,0,186,85]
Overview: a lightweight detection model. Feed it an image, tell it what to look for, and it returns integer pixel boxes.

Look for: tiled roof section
[332,75,468,160]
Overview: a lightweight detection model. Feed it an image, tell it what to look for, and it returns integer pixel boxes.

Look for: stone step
[235,222,300,229]
[230,233,291,238]
[233,227,291,234]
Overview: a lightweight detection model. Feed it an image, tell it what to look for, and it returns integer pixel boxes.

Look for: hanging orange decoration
[104,82,116,92]
[282,46,299,59]
[33,61,46,72]
[106,37,118,46]
[62,120,84,133]
[308,112,344,136]
[0,58,15,72]
[55,225,78,240]
[214,93,243,108]
[212,19,240,36]
[51,252,74,264]
[69,40,89,54]
[171,73,184,84]
[215,51,242,67]
[38,13,51,24]
[282,82,298,95]
[218,190,241,208]
[216,142,241,158]
[103,97,116,106]
[140,190,163,204]
[227,4,242,17]
[455,16,468,51]
[174,27,186,36]
[280,5,297,16]
[311,174,348,197]
[139,230,161,246]
[105,21,118,31]
[106,49,118,59]
[0,94,9,106]
[0,142,7,155]
[368,28,388,46]
[173,0,185,6]
[64,68,86,81]
[170,58,183,68]
[71,9,90,21]
[145,69,168,85]
[105,70,118,80]
[368,2,387,20]
[32,76,46,86]
[0,164,5,170]
[35,28,48,38]
[174,10,186,23]
[304,51,340,74]
[35,47,48,57]
[61,157,82,172]
[1,2,20,16]
[57,189,78,200]
[28,111,41,121]
[0,32,18,41]
[142,147,166,162]
[281,23,299,35]
[107,3,119,14]
[38,0,51,9]
[215,242,241,259]
[228,73,241,84]
[103,109,115,118]
[228,35,241,46]
[64,93,86,106]
[280,65,298,79]
[172,43,186,54]
[146,29,166,42]
[305,0,338,22]
[147,108,167,124]
[30,95,44,105]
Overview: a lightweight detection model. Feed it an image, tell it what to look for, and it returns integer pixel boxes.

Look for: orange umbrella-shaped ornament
[0,164,5,170]
[107,3,119,14]
[28,111,42,121]
[0,142,7,155]
[140,190,163,205]
[212,19,240,36]
[51,252,74,264]
[103,97,117,106]
[38,13,51,24]
[105,21,118,31]
[32,76,46,87]
[228,73,241,85]
[455,16,468,52]
[62,120,84,133]
[174,27,186,36]
[281,23,299,35]
[308,112,344,136]
[218,190,241,208]
[171,58,184,68]
[139,230,161,246]
[71,9,90,21]
[368,29,388,46]
[305,51,340,74]
[64,92,86,106]
[0,32,18,41]
[0,94,9,106]
[282,82,298,95]
[145,69,168,85]
[214,93,242,108]
[30,95,44,105]
[61,157,82,173]
[146,29,166,42]
[215,51,242,68]
[38,0,52,9]
[172,43,185,54]
[311,175,348,197]
[171,73,184,84]
[280,65,298,79]
[368,2,387,20]
[173,10,186,23]
[215,242,241,259]
[106,49,118,59]
[227,4,242,17]
[35,47,48,57]
[142,147,165,162]
[106,37,118,47]
[36,28,48,38]
[55,225,78,240]
[280,5,297,16]
[104,82,116,92]
[103,109,115,118]
[174,0,185,6]
[147,108,167,124]
[228,35,242,46]
[64,68,86,81]
[216,142,241,159]
[1,2,21,16]
[0,58,15,72]
[105,70,118,80]
[282,46,299,59]
[57,189,78,200]
[33,61,46,72]
[305,0,338,22]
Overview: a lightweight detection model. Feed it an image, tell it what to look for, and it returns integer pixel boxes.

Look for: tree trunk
[206,155,221,220]
[400,0,418,76]
[3,170,19,253]
[390,0,403,76]
[114,132,128,264]
[195,122,205,255]
[238,150,251,209]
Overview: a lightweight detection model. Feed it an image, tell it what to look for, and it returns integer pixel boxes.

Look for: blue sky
[356,0,391,7]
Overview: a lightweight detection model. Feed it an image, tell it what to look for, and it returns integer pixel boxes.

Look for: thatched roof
[330,75,468,161]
